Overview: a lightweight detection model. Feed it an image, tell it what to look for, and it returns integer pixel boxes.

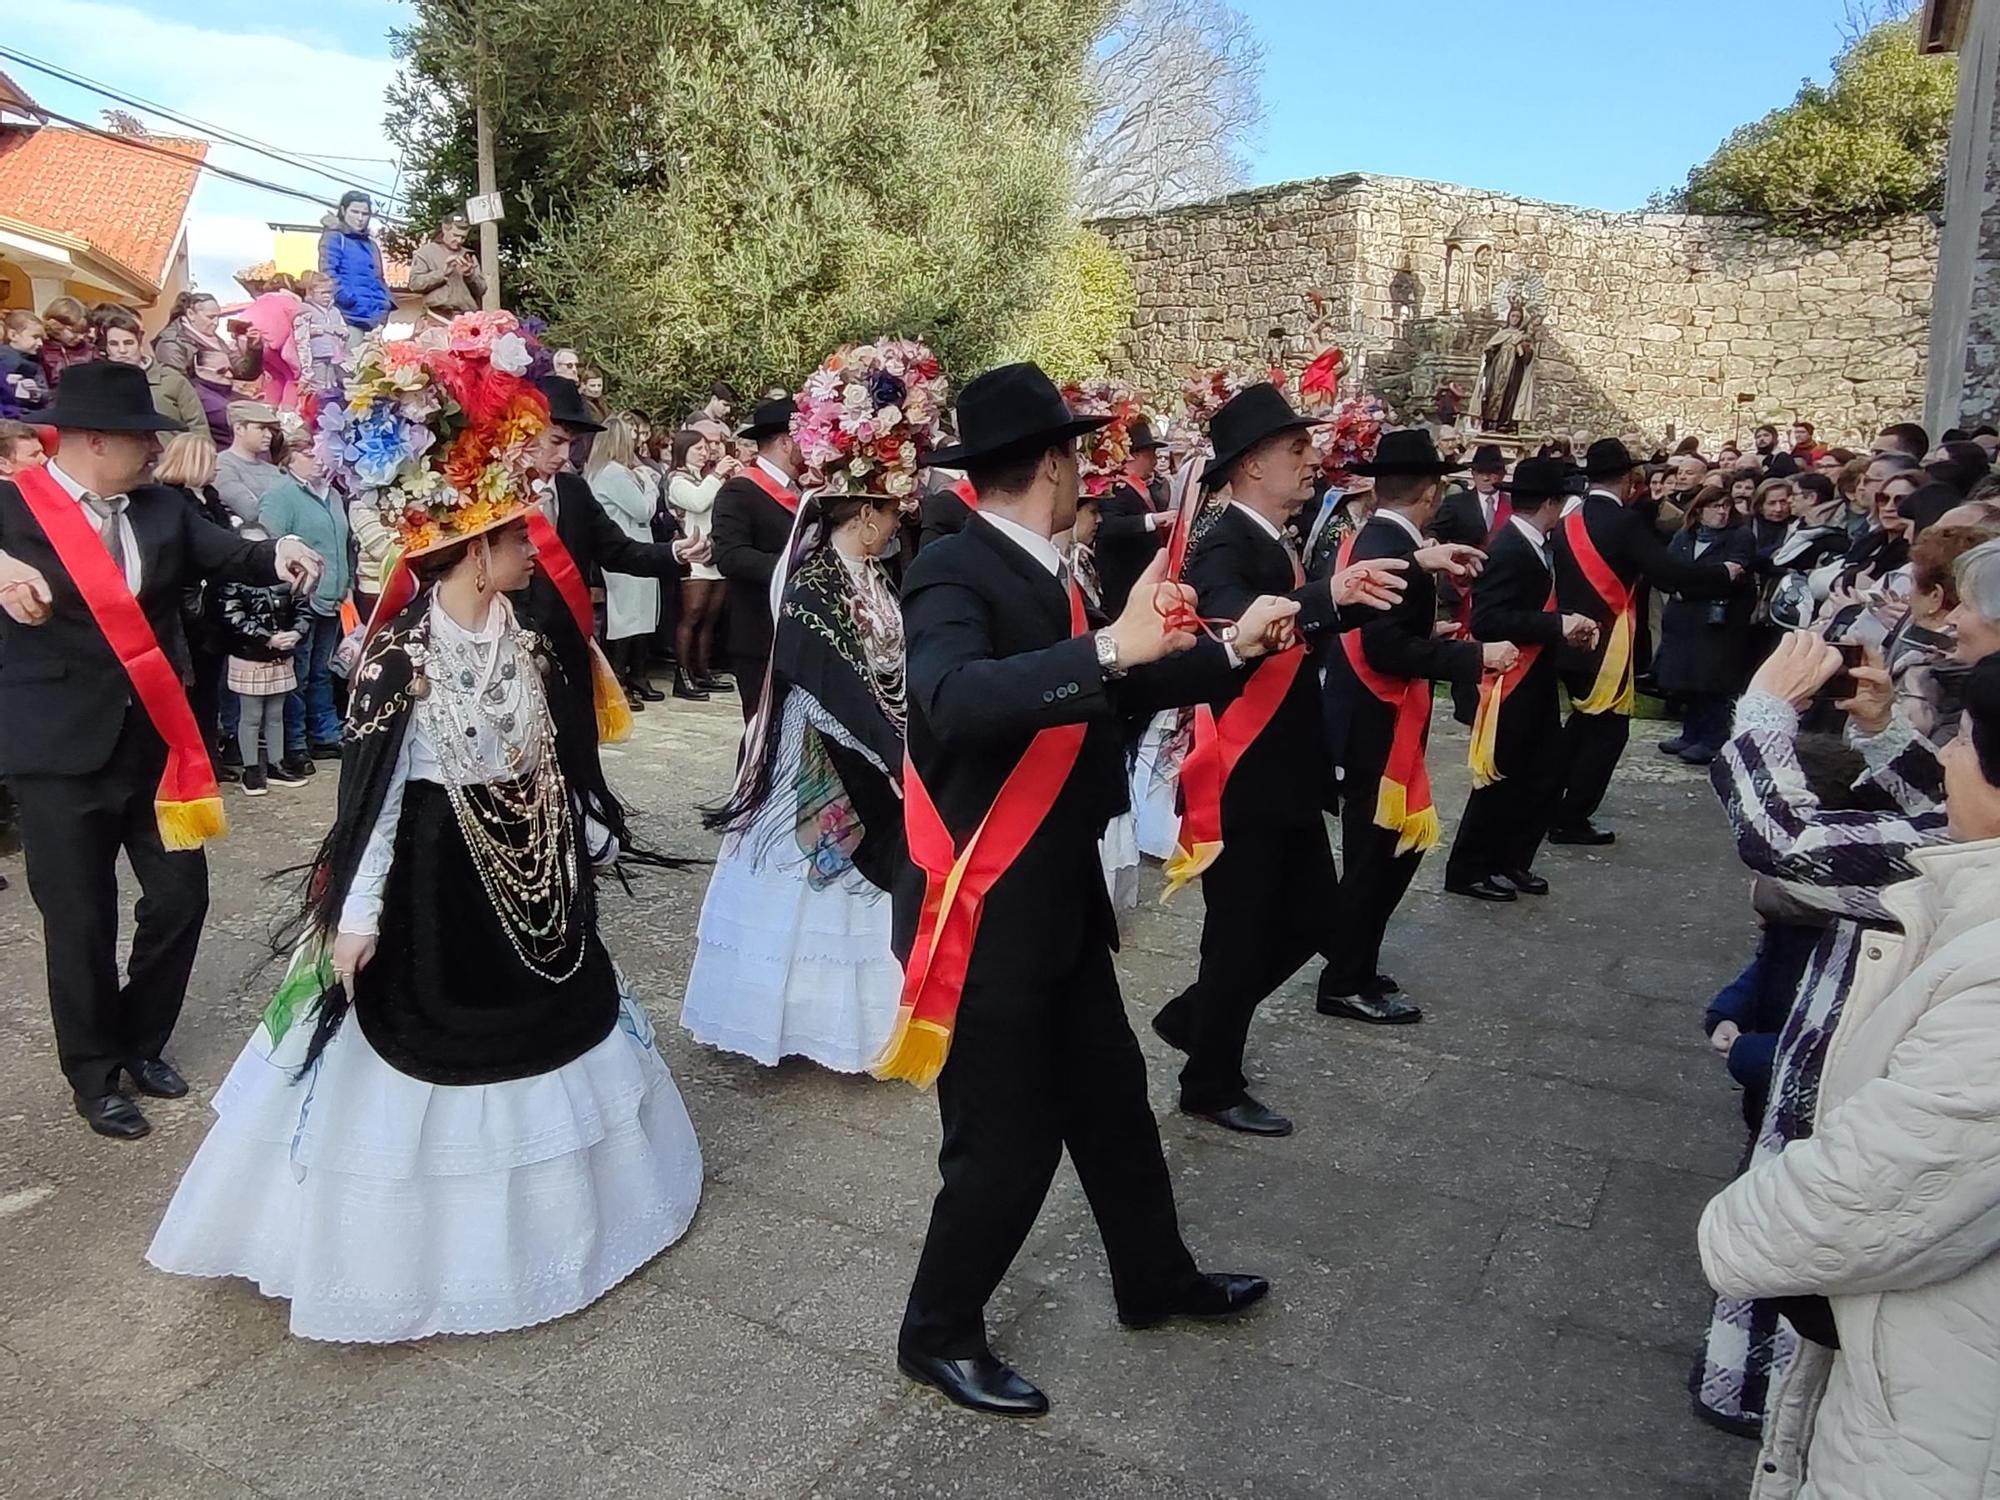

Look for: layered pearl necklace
[835,548,907,732]
[415,595,582,983]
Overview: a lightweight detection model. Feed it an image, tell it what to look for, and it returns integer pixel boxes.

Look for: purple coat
[194,374,232,447]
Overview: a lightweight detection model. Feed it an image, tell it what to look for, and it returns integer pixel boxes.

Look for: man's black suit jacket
[550,471,681,593]
[1554,493,1732,695]
[1093,477,1163,619]
[710,473,798,664]
[0,477,279,777]
[1469,521,1564,774]
[897,515,1238,985]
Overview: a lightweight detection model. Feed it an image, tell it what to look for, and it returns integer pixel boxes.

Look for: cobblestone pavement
[0,693,1757,1499]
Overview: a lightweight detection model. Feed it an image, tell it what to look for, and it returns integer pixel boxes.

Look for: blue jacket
[257,477,352,616]
[317,218,393,330]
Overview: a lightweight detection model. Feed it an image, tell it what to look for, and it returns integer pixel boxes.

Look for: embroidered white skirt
[147,978,703,1344]
[1132,710,1185,861]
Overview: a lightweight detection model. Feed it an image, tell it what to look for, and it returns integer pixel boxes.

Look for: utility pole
[473,31,501,310]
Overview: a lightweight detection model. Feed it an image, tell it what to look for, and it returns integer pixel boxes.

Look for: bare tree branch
[1075,0,1267,217]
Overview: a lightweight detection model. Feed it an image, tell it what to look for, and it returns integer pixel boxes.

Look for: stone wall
[1095,174,1938,448]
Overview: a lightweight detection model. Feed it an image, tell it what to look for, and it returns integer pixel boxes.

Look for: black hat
[925,362,1110,468]
[538,376,605,434]
[737,395,797,441]
[1582,438,1640,480]
[1468,444,1507,473]
[1128,416,1164,452]
[1500,457,1582,503]
[38,361,183,433]
[1350,427,1468,478]
[1202,383,1319,488]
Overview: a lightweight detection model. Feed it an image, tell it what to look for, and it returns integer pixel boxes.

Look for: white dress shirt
[1374,506,1425,546]
[977,509,1066,578]
[1229,501,1284,543]
[756,455,801,493]
[45,461,141,591]
[1475,486,1500,531]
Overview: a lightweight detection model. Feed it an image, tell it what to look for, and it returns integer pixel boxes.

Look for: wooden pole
[474,40,500,310]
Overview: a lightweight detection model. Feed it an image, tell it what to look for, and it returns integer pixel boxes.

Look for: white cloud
[7,1,405,296]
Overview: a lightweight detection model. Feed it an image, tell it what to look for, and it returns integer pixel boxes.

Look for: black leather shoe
[126,1058,188,1098]
[1121,1272,1271,1330]
[1445,876,1517,903]
[1183,1097,1293,1136]
[1497,868,1549,896]
[1547,822,1615,847]
[897,1348,1049,1417]
[308,741,343,761]
[1318,990,1424,1025]
[75,1092,150,1139]
[1373,972,1401,997]
[698,671,735,693]
[633,679,666,702]
[672,667,710,702]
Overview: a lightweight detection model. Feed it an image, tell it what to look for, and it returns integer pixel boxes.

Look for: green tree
[1009,229,1136,381]
[1658,16,1956,230]
[390,0,1113,410]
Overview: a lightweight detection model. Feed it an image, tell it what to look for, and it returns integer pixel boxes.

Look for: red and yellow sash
[1468,571,1557,788]
[742,463,801,514]
[1163,546,1308,895]
[950,477,978,511]
[1561,507,1635,716]
[874,582,1089,1088]
[523,507,631,744]
[15,466,224,849]
[1336,531,1438,855]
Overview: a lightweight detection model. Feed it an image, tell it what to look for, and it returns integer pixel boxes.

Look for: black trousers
[901,941,1201,1358]
[727,653,765,723]
[1555,708,1630,830]
[1157,821,1337,1110]
[1446,761,1559,886]
[1324,776,1423,998]
[14,711,210,1097]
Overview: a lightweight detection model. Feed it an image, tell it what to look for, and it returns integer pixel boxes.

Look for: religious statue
[1476,300,1537,432]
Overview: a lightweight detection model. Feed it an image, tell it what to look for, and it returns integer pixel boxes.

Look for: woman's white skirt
[1133,710,1184,861]
[147,979,703,1344]
[1101,811,1140,911]
[680,828,902,1074]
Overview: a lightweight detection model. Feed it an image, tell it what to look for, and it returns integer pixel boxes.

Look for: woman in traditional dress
[148,332,703,1343]
[680,483,909,1071]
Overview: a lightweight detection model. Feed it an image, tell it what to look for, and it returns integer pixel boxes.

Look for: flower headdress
[1180,362,1285,427]
[1310,395,1389,485]
[793,338,948,499]
[315,310,547,556]
[1061,377,1141,496]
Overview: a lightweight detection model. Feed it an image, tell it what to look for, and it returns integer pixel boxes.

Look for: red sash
[950,477,978,511]
[1336,531,1438,855]
[1454,495,1513,632]
[1164,545,1307,895]
[14,466,224,849]
[742,463,801,514]
[1469,570,1556,788]
[524,507,631,744]
[874,582,1090,1088]
[1561,507,1635,716]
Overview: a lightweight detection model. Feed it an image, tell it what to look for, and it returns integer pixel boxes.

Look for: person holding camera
[1655,488,1757,765]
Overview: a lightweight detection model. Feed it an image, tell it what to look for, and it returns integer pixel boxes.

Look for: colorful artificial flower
[792,337,947,498]
[1061,377,1142,497]
[1180,362,1287,427]
[1310,395,1389,484]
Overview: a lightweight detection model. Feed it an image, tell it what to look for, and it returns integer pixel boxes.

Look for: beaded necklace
[413,596,583,983]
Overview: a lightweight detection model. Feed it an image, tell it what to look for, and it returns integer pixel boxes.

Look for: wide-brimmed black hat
[925,362,1110,469]
[1202,383,1319,488]
[738,395,797,441]
[1582,438,1640,480]
[1128,416,1164,452]
[38,361,183,433]
[538,376,605,434]
[1500,457,1582,503]
[1468,444,1507,473]
[1350,427,1468,478]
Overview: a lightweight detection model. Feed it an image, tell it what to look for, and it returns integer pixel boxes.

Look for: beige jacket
[1700,836,2000,1500]
[406,239,485,317]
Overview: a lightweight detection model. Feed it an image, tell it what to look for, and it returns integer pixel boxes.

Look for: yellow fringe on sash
[1468,680,1504,790]
[1160,840,1221,899]
[871,1013,953,1088]
[588,639,633,744]
[1373,778,1440,857]
[156,796,228,852]
[1574,608,1635,716]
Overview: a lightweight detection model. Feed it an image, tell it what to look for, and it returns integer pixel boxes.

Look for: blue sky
[5,0,1880,298]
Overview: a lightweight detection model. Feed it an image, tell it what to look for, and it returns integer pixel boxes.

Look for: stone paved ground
[0,694,1759,1499]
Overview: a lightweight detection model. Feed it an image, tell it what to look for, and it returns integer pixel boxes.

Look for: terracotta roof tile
[0,125,206,289]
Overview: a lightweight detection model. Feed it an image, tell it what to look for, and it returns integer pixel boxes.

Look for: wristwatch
[1093,629,1125,679]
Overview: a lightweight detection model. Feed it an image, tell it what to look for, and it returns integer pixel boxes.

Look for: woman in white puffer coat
[1701,635,2000,1500]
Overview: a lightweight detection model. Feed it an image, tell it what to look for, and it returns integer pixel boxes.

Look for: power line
[0,46,404,204]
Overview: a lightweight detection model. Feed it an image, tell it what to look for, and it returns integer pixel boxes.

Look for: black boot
[673,665,710,702]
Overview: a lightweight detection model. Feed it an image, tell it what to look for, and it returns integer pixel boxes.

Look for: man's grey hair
[1956,537,2000,624]
[1870,452,1921,475]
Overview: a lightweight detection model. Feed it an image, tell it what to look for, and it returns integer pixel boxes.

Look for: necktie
[84,493,128,579]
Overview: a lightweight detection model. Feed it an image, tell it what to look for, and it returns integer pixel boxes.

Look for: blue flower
[347,408,414,487]
[864,369,906,410]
